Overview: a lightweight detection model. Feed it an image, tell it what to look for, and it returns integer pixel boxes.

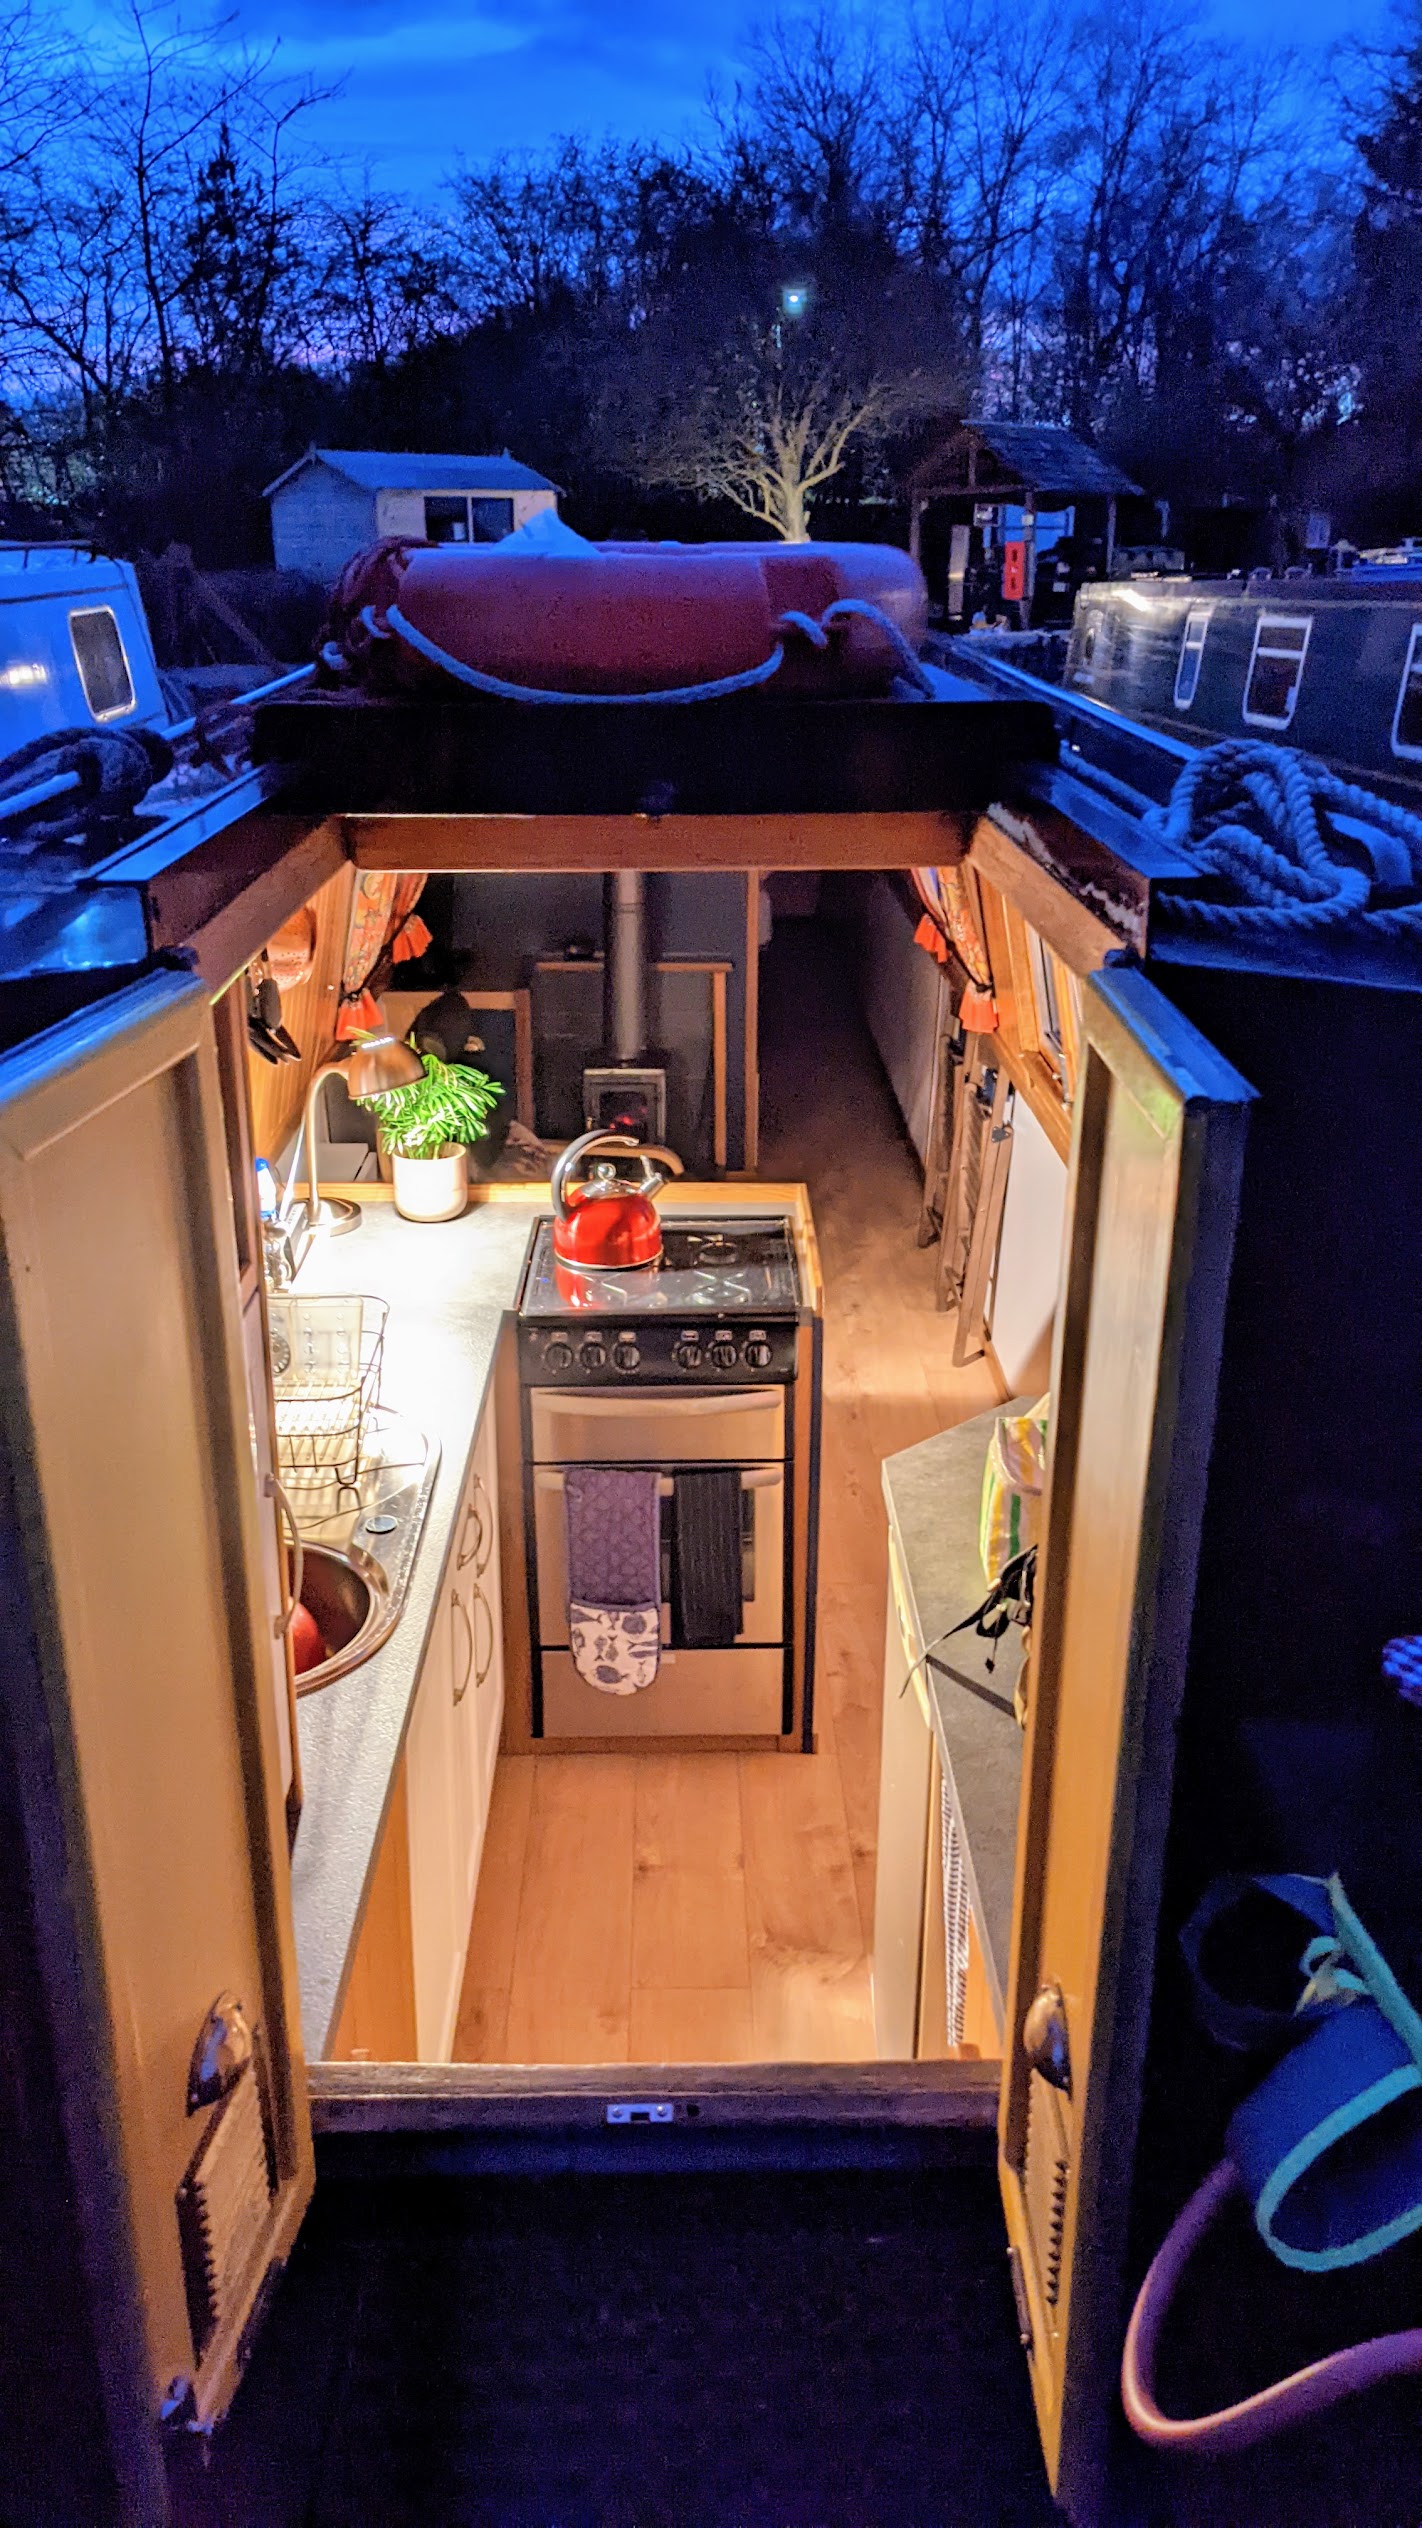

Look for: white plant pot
[392,1144,468,1223]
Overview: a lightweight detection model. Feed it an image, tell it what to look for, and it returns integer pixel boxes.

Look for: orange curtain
[911,866,997,1031]
[336,872,433,1039]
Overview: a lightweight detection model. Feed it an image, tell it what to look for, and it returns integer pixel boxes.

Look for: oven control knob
[578,1336,607,1371]
[544,1336,573,1372]
[743,1335,775,1372]
[612,1336,641,1372]
[709,1330,738,1371]
[672,1334,703,1371]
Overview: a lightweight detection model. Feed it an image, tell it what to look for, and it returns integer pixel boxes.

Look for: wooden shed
[263,448,560,582]
[906,420,1141,625]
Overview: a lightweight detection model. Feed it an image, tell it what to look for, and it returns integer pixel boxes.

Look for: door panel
[998,965,1253,2516]
[0,972,313,2480]
[540,1645,784,1740]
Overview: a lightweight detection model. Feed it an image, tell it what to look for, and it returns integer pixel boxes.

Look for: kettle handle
[551,1129,641,1222]
[550,1131,685,1219]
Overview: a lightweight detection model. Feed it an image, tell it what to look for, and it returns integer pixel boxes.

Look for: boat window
[1173,606,1212,710]
[69,607,135,721]
[1391,624,1422,759]
[1242,612,1311,729]
[1072,616,1099,686]
[423,494,516,545]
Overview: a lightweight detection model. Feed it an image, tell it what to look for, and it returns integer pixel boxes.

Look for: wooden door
[0,971,313,2514]
[998,965,1254,2519]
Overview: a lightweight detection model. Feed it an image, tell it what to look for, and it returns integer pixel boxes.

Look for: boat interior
[251,866,1035,2078]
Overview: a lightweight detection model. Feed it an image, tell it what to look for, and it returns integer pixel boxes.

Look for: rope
[384,603,786,705]
[360,593,934,706]
[1149,739,1422,944]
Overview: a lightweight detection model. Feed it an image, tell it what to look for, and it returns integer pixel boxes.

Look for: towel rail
[533,1467,779,1496]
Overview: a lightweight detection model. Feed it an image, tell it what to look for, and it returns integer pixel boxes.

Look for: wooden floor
[454,914,1001,2066]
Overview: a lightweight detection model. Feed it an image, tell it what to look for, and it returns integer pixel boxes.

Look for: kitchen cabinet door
[998,965,1254,2519]
[0,971,313,2505]
[404,1601,463,2062]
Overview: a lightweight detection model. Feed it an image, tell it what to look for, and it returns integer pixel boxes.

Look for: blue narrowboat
[1065,572,1422,800]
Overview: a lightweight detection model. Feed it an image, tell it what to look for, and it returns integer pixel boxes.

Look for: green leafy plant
[359,1049,502,1161]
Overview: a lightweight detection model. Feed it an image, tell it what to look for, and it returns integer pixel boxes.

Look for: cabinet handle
[472,1581,495,1689]
[457,1469,492,1576]
[451,1590,475,1705]
[265,1473,304,1641]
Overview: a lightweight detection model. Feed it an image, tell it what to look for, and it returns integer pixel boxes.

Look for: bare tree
[312,187,463,372]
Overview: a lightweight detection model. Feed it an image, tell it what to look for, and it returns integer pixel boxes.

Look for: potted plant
[357,1047,502,1222]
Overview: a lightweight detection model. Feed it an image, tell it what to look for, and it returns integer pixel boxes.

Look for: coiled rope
[1149,739,1422,942]
[360,595,933,706]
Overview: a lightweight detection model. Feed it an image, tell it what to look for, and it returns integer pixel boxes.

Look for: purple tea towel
[564,1466,662,1696]
[564,1466,661,1604]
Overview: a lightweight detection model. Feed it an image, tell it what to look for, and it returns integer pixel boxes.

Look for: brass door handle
[1022,1983,1072,2094]
[451,1590,475,1705]
[471,1581,495,1689]
[458,1470,491,1576]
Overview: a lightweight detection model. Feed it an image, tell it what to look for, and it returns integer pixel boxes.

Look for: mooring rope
[1149,739,1422,941]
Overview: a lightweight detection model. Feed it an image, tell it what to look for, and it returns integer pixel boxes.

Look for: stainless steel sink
[284,1409,440,1694]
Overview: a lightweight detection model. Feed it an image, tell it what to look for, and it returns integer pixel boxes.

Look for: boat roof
[1080,574,1422,606]
[262,447,560,499]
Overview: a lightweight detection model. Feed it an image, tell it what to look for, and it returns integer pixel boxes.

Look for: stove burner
[521,1213,800,1321]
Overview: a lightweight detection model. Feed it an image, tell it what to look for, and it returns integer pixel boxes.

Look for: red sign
[1002,539,1027,602]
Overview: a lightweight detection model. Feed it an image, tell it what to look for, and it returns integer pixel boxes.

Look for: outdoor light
[780,282,811,320]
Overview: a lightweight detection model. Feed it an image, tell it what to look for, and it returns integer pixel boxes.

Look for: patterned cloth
[569,1602,661,1696]
[564,1467,662,1697]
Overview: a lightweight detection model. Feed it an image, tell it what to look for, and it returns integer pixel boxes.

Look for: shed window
[1391,624,1422,759]
[1173,606,1212,710]
[69,608,135,721]
[423,494,515,545]
[1242,613,1311,730]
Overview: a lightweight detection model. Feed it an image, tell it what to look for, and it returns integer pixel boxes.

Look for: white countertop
[285,1196,541,2057]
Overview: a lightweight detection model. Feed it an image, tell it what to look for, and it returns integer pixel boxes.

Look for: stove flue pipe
[603,868,647,1064]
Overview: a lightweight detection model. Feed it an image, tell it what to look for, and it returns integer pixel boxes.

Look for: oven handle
[532,1388,781,1419]
[534,1467,780,1495]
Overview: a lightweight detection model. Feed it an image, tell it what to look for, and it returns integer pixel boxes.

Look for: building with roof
[906,420,1143,626]
[263,448,561,582]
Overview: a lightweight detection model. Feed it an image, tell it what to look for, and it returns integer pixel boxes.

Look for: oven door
[529,1385,786,1649]
[534,1463,784,1647]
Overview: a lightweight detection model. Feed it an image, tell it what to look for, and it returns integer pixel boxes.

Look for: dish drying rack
[270,1295,387,1487]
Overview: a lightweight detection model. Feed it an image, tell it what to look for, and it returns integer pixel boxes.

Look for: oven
[516,1211,810,1748]
[525,1384,793,1743]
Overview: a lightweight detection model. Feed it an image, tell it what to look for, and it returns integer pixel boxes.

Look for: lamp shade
[347,1033,424,1099]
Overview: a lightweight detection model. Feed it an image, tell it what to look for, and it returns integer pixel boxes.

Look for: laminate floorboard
[455,914,1000,2066]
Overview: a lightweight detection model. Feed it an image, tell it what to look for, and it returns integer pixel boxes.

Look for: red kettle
[550,1130,684,1271]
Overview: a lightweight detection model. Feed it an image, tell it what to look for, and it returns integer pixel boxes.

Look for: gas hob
[517,1214,803,1385]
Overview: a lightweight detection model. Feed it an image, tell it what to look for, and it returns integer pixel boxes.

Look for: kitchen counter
[287,1195,540,2058]
[881,1402,1030,2042]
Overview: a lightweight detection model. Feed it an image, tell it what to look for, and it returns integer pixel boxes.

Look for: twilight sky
[84,0,1390,194]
